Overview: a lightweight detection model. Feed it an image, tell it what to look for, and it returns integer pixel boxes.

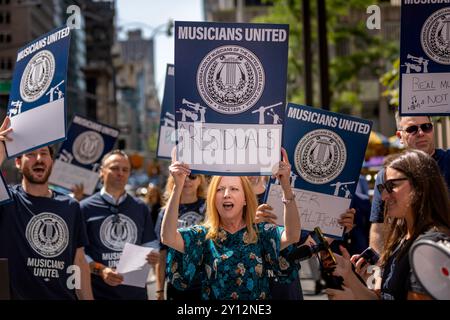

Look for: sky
[116,0,204,101]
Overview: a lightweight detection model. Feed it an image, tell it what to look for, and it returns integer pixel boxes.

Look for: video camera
[288,227,344,290]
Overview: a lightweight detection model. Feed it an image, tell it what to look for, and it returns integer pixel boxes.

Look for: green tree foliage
[380,57,399,108]
[253,0,399,113]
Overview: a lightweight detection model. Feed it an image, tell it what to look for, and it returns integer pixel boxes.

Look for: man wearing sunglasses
[369,113,450,255]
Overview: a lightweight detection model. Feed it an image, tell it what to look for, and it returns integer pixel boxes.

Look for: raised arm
[277,148,301,250]
[0,117,12,166]
[160,161,190,253]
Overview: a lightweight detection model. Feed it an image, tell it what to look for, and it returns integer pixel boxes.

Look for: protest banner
[5,25,71,157]
[156,64,176,159]
[400,2,450,115]
[265,103,372,238]
[49,115,120,195]
[175,21,288,175]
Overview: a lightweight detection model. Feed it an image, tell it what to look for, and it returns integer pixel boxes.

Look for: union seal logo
[25,212,69,258]
[72,131,104,165]
[421,7,450,65]
[100,214,138,251]
[20,50,55,102]
[294,129,346,184]
[197,45,265,114]
[177,211,203,228]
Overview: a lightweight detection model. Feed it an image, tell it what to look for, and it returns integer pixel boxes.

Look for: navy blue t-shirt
[155,198,206,250]
[80,192,156,300]
[370,149,450,223]
[0,185,88,300]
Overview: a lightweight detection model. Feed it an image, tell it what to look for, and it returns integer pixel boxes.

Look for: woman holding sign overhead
[160,148,301,300]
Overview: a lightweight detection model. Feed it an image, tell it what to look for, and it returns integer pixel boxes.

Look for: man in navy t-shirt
[369,113,450,254]
[81,150,159,300]
[0,117,93,300]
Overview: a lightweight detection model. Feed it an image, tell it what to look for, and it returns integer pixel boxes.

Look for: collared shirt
[99,187,127,206]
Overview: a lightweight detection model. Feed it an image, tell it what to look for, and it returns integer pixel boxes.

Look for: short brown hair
[100,149,129,167]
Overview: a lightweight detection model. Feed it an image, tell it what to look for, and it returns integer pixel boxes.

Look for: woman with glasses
[327,149,450,300]
[160,148,301,300]
[154,172,208,300]
[369,114,450,255]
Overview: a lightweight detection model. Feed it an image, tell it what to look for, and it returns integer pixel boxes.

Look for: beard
[21,162,53,184]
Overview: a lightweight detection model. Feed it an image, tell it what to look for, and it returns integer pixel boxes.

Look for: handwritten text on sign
[265,184,351,238]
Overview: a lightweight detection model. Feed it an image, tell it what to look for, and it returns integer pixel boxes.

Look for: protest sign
[400,2,450,115]
[49,115,119,195]
[5,26,71,157]
[265,103,372,238]
[175,21,288,175]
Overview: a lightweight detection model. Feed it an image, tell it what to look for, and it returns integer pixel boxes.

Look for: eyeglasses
[400,123,433,135]
[187,174,198,180]
[376,178,408,194]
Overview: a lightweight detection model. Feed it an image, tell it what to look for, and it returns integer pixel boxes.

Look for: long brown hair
[381,149,450,265]
[203,176,258,244]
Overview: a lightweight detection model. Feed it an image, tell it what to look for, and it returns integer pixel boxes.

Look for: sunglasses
[376,178,408,194]
[187,174,198,180]
[400,123,433,135]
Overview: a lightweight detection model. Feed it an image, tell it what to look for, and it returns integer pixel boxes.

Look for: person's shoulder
[417,226,450,242]
[126,194,149,210]
[435,148,450,159]
[80,192,102,208]
[51,190,82,209]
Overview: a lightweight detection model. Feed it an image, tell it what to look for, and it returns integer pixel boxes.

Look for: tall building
[204,0,271,23]
[56,0,87,119]
[83,0,117,126]
[0,0,58,116]
[116,29,160,154]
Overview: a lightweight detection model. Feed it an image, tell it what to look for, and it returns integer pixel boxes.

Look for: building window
[7,57,11,70]
[5,12,9,23]
[5,33,10,42]
[0,33,3,43]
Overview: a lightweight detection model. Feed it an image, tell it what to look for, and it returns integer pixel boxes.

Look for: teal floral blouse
[166,222,299,300]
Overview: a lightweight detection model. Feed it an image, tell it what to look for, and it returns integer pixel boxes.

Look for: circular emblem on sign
[100,214,138,251]
[421,7,450,65]
[197,45,265,114]
[294,129,346,184]
[25,212,69,258]
[72,131,105,165]
[177,211,203,228]
[20,50,56,102]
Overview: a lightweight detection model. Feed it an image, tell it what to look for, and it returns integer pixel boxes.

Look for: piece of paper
[116,243,155,288]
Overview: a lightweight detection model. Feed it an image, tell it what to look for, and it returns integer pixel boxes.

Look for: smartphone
[359,247,380,265]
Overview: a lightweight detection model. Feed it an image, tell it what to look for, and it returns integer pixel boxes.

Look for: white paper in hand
[115,243,155,288]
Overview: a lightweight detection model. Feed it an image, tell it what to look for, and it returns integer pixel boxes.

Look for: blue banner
[174,21,289,175]
[49,115,120,195]
[400,1,450,115]
[265,103,372,238]
[157,64,175,159]
[5,25,71,157]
